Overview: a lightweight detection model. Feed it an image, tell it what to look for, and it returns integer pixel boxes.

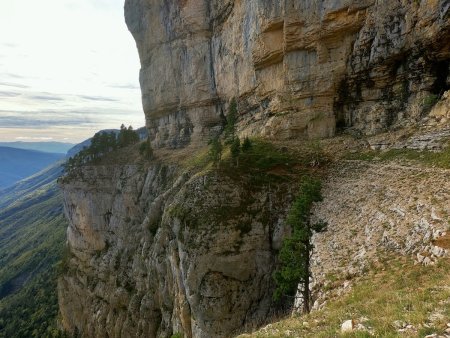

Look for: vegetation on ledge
[63,124,152,174]
[345,143,450,169]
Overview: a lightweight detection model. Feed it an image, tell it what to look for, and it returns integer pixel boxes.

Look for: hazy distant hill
[0,162,67,337]
[0,141,74,154]
[0,147,64,189]
[0,129,146,337]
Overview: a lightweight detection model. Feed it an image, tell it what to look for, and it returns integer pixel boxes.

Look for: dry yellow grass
[239,256,450,337]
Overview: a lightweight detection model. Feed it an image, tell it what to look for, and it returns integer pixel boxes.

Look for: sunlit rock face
[125,0,449,147]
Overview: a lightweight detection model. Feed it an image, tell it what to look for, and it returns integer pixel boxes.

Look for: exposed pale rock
[125,0,449,148]
[309,160,450,307]
[58,164,293,338]
[341,319,354,333]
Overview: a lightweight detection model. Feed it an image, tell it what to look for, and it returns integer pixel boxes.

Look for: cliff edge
[57,1,449,337]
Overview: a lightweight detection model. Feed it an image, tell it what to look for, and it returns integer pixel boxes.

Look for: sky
[0,0,144,143]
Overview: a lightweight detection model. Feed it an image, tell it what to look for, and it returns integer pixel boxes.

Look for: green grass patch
[218,139,308,186]
[345,144,450,169]
[239,256,450,338]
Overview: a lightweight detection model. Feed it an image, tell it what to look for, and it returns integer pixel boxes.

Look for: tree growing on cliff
[118,124,140,147]
[273,177,327,313]
[241,136,252,152]
[139,137,154,159]
[208,136,223,168]
[63,125,141,174]
[224,98,238,144]
[230,137,241,166]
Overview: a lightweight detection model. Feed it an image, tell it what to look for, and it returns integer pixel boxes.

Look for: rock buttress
[125,0,449,146]
[58,163,293,337]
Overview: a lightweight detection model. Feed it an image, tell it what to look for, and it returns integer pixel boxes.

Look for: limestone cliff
[58,162,293,337]
[125,0,449,147]
[57,1,450,337]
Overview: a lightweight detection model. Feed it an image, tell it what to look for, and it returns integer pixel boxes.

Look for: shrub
[208,136,223,167]
[422,94,439,112]
[139,138,153,159]
[224,98,238,143]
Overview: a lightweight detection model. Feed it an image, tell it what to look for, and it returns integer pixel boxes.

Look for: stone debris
[341,319,354,333]
[310,159,450,308]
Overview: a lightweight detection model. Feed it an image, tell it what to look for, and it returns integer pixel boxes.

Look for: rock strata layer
[125,0,449,147]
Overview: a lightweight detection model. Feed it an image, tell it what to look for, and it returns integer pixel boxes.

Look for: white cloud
[16,136,54,140]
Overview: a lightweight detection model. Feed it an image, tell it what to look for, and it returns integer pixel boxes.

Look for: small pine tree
[241,137,252,152]
[208,136,223,168]
[224,98,238,144]
[139,138,153,159]
[273,177,327,313]
[230,137,241,166]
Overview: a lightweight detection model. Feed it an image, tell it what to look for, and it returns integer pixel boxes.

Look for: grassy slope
[238,138,450,338]
[344,143,450,169]
[239,256,450,338]
[0,163,67,338]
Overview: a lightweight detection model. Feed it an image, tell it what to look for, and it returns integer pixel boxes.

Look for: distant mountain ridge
[0,141,74,154]
[0,147,64,190]
[0,128,146,337]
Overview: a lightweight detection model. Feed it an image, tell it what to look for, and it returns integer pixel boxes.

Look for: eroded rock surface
[58,164,292,338]
[58,1,450,337]
[125,0,449,147]
[309,160,450,309]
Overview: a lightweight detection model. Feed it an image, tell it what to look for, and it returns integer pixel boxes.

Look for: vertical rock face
[58,1,450,337]
[58,164,292,337]
[125,0,449,147]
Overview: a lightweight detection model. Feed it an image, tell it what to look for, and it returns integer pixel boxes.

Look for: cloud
[16,136,54,140]
[0,91,21,98]
[2,43,17,48]
[0,115,94,128]
[78,95,118,102]
[109,83,140,90]
[3,73,25,79]
[0,81,29,89]
[29,94,65,101]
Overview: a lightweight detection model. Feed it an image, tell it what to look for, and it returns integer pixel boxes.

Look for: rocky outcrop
[125,0,449,147]
[58,164,293,338]
[57,1,450,337]
[309,159,450,310]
